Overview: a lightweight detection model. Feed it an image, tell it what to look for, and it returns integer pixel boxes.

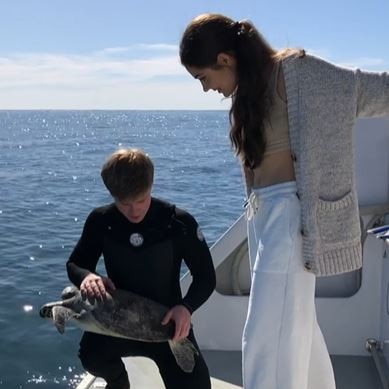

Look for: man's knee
[78,347,129,388]
[78,333,113,374]
[78,346,104,374]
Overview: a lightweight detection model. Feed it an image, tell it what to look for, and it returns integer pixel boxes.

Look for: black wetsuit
[67,197,216,389]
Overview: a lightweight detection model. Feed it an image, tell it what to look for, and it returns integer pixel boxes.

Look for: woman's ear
[216,52,235,67]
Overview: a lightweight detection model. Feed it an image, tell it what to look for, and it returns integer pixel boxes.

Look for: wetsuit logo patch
[129,233,144,247]
[197,227,204,241]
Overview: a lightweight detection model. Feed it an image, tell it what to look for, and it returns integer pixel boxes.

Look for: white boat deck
[77,351,383,389]
[77,351,243,389]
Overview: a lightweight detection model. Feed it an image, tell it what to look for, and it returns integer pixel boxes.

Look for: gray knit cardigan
[281,53,389,276]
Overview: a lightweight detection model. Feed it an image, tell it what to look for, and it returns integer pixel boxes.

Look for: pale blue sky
[0,0,388,109]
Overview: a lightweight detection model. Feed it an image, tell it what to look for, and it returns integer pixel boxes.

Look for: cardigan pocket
[317,191,360,244]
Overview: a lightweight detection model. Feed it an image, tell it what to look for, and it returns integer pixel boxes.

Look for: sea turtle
[39,286,198,373]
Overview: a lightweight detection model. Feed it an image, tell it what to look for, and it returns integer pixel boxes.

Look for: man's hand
[80,273,116,303]
[161,305,191,341]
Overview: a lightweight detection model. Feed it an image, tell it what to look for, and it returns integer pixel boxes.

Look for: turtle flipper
[52,306,80,334]
[168,339,199,373]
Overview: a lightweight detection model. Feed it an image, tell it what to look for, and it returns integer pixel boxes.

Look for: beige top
[263,62,290,155]
[243,61,294,192]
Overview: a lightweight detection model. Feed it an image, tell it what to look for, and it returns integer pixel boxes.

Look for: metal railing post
[366,338,389,389]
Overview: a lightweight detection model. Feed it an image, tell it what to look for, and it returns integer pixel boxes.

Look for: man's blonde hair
[101,148,154,200]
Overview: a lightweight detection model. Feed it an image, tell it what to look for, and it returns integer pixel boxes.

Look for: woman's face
[185,53,238,98]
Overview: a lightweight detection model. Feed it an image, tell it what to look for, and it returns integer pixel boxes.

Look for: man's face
[115,189,152,224]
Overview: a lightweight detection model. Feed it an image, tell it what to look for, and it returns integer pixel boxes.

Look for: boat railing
[366,338,389,389]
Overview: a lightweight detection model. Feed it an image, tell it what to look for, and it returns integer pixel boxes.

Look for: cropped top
[263,62,291,155]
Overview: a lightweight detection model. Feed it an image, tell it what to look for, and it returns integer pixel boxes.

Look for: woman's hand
[80,273,116,303]
[161,305,192,341]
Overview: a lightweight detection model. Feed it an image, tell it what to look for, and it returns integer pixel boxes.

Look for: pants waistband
[251,181,297,198]
[245,181,297,220]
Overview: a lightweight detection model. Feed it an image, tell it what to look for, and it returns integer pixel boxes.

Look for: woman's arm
[356,69,389,117]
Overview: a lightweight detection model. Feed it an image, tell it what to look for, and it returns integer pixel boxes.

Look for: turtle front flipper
[52,306,80,334]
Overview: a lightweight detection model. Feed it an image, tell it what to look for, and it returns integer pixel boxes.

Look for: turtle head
[39,286,86,333]
[39,285,82,318]
[40,302,81,334]
[39,301,62,319]
[39,301,68,334]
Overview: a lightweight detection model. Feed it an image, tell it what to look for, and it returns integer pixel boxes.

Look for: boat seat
[215,238,362,298]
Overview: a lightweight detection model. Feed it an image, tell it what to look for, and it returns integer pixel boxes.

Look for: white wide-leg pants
[242,181,336,389]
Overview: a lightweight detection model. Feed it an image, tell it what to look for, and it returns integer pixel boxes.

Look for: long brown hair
[180,13,278,168]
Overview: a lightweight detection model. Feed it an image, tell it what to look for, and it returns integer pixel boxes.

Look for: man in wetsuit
[66,148,216,389]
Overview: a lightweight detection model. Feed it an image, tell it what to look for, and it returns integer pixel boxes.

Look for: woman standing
[179,13,389,389]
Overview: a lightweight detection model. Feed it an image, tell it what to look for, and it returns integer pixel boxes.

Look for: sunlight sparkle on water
[27,375,46,384]
[23,305,33,312]
[27,370,83,387]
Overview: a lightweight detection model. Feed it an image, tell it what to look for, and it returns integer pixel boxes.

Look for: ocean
[0,110,244,388]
